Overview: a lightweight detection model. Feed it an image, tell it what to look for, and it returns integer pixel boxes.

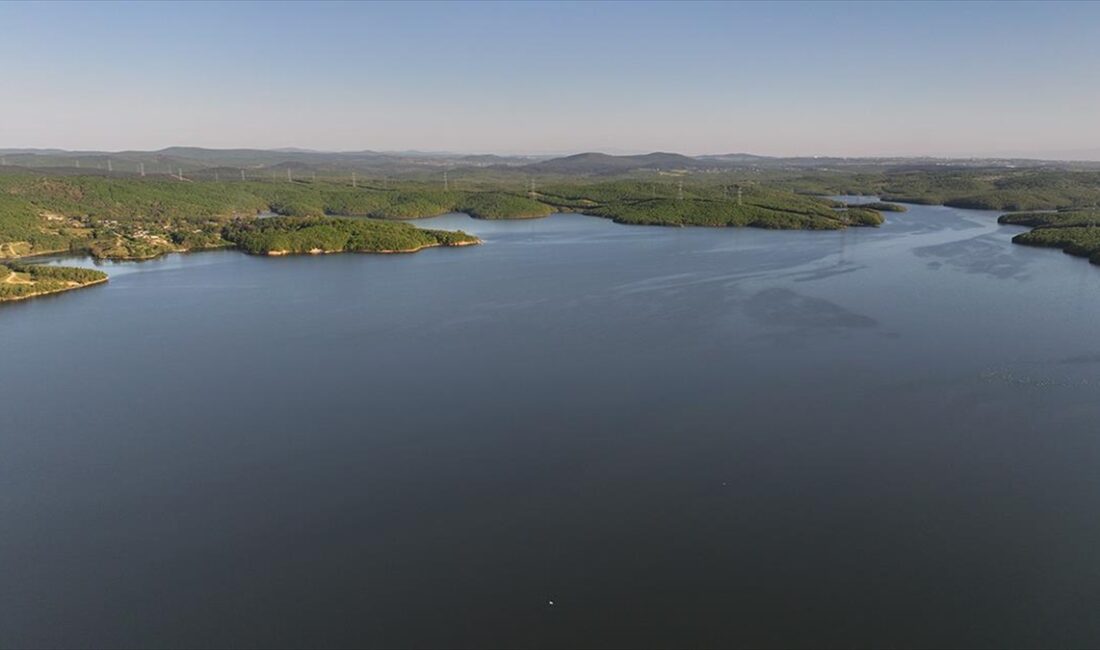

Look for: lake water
[3,202,1100,648]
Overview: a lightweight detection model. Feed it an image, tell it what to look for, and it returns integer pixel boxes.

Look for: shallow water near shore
[3,202,1100,648]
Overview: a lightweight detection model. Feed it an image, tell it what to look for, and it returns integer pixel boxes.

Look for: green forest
[1013,227,1100,265]
[0,262,107,302]
[0,172,891,262]
[999,209,1100,265]
[223,217,479,255]
[4,166,1100,273]
[0,174,497,260]
[770,169,1100,211]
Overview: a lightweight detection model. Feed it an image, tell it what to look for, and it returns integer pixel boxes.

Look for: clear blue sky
[2,0,1098,157]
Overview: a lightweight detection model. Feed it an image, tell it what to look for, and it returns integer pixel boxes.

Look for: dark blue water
[3,203,1100,648]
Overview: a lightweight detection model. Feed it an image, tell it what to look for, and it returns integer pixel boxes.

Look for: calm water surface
[3,202,1100,648]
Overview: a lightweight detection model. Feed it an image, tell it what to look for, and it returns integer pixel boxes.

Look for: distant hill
[697,153,775,163]
[525,152,703,174]
[459,154,530,166]
[3,146,1099,178]
[266,160,316,171]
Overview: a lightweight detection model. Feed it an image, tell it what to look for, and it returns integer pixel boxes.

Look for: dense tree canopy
[0,262,107,301]
[222,217,478,255]
[5,167,1100,272]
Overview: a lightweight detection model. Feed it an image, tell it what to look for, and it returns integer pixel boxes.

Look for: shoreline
[3,238,482,264]
[12,199,1090,272]
[0,277,108,304]
[260,238,482,256]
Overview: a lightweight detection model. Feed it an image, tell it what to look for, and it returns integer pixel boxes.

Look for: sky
[1,0,1099,158]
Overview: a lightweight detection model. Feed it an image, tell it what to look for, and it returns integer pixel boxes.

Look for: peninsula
[0,262,107,303]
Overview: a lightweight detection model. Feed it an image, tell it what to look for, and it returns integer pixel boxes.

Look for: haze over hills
[525,152,703,174]
[974,148,1100,162]
[2,146,1100,178]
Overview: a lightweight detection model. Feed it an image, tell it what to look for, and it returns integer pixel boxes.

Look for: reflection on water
[915,234,1033,280]
[744,287,878,330]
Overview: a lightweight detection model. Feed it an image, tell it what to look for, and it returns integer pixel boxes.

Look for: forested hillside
[0,172,884,261]
[0,262,107,302]
[5,165,1100,268]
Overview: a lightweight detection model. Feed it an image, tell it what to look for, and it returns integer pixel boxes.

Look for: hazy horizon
[6,144,1100,163]
[2,0,1099,158]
